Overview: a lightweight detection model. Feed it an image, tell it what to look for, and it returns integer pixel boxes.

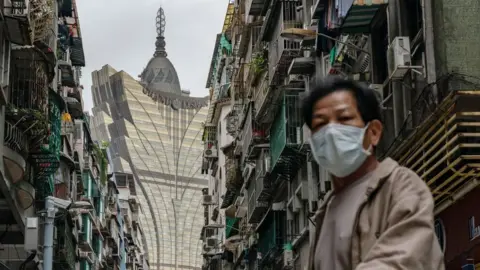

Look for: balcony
[269,92,307,189]
[267,2,302,86]
[240,106,269,164]
[58,49,76,87]
[7,48,52,139]
[246,0,271,16]
[66,85,83,103]
[70,37,86,67]
[340,0,388,34]
[79,213,94,252]
[247,187,268,224]
[389,91,480,209]
[3,0,31,45]
[256,211,286,265]
[3,121,29,182]
[54,216,76,270]
[248,151,270,224]
[247,49,268,87]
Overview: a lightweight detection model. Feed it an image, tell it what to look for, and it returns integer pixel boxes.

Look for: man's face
[310,89,382,149]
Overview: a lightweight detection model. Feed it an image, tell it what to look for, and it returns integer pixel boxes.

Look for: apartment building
[201,0,480,269]
[0,0,146,269]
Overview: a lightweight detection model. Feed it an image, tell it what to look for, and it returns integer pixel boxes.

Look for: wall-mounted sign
[468,216,480,240]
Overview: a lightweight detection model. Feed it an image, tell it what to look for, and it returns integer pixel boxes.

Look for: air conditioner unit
[202,195,215,205]
[287,74,305,85]
[206,237,218,248]
[369,84,384,102]
[204,147,218,159]
[387,36,412,79]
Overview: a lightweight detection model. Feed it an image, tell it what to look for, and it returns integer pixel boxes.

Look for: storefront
[436,187,480,269]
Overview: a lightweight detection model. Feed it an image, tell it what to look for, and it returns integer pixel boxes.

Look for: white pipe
[421,0,438,100]
[434,179,479,215]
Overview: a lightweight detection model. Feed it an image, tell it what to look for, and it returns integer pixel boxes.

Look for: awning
[341,0,388,33]
[288,57,315,75]
[225,216,239,238]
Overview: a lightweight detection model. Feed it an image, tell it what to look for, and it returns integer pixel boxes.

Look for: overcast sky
[76,0,229,111]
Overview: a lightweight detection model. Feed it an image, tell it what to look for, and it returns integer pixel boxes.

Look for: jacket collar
[314,158,399,220]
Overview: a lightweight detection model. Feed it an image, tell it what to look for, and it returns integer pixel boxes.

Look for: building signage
[468,216,480,240]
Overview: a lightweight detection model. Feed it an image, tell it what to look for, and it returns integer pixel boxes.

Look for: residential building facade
[201,0,480,269]
[0,0,146,269]
[90,6,209,270]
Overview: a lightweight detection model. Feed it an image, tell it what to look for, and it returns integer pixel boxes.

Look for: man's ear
[369,119,383,147]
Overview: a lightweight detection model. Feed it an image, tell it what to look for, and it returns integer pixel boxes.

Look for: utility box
[24,217,39,251]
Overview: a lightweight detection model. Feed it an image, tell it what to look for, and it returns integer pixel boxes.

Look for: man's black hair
[302,76,382,129]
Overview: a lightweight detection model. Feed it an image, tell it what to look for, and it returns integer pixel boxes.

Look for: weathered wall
[433,0,480,88]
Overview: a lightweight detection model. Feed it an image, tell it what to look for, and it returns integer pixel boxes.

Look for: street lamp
[42,196,93,270]
[280,28,370,55]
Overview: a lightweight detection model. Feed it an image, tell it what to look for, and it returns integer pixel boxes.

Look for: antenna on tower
[156,7,166,37]
[154,6,167,57]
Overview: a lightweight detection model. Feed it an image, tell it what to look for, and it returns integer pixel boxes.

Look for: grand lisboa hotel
[90,6,209,270]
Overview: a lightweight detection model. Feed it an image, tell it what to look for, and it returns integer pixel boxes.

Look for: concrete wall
[433,0,480,87]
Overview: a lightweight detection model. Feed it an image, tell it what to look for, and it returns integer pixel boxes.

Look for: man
[304,77,445,270]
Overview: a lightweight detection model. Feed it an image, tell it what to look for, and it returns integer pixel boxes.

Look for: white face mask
[310,123,371,177]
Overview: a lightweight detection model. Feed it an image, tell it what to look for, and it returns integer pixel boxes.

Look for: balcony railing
[268,2,302,86]
[247,186,268,224]
[8,51,49,113]
[269,91,307,183]
[54,217,76,270]
[4,121,29,155]
[257,211,286,265]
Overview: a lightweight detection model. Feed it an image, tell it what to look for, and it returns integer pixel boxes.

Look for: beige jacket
[308,158,445,270]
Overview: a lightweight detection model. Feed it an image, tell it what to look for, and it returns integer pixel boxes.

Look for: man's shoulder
[385,161,433,201]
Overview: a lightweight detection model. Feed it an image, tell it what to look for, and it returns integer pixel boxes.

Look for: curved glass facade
[91,66,208,269]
